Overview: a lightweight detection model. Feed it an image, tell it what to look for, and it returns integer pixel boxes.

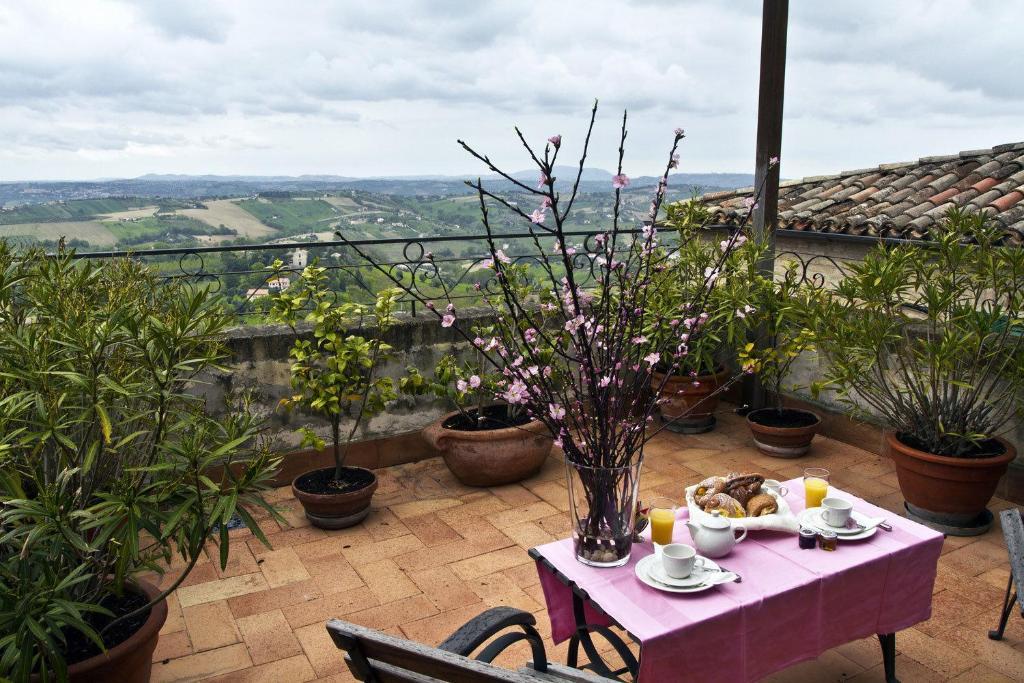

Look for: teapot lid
[703,509,731,529]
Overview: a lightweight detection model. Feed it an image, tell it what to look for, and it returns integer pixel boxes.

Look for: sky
[1,0,1022,182]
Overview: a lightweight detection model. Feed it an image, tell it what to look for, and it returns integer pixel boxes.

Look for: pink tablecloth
[533,479,943,682]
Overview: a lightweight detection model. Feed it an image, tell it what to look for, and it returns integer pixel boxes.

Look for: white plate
[798,508,878,541]
[647,558,717,588]
[634,555,723,593]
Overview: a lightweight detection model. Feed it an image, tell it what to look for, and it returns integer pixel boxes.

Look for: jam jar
[798,527,817,550]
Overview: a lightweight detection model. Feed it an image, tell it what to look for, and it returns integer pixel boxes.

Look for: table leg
[877,633,898,683]
[570,593,639,681]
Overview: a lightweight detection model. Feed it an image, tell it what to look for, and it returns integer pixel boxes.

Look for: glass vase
[565,459,642,567]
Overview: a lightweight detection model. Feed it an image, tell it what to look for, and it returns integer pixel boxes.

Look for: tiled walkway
[150,412,1023,682]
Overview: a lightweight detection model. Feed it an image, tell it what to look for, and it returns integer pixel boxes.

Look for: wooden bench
[989,508,1023,640]
[326,606,614,682]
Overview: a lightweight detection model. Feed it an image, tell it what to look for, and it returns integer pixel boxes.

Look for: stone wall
[199,309,496,454]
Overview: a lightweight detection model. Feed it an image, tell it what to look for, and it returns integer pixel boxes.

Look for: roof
[702,142,1024,243]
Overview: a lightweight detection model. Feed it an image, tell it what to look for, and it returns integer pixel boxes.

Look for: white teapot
[685,510,747,558]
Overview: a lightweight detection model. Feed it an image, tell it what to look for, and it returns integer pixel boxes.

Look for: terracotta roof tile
[701,141,1024,242]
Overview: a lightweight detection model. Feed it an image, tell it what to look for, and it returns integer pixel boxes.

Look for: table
[530,479,944,682]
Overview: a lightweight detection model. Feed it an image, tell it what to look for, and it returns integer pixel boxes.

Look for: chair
[989,508,1023,641]
[326,606,614,682]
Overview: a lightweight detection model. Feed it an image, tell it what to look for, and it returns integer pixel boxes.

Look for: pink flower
[674,127,685,137]
[456,379,468,392]
[441,314,455,328]
[704,267,720,283]
[424,251,433,260]
[502,379,529,404]
[446,303,454,313]
[644,352,661,367]
[669,153,680,169]
[594,233,607,245]
[485,337,500,351]
[541,196,552,209]
[743,197,759,211]
[538,173,550,189]
[548,134,561,148]
[473,336,485,347]
[769,155,779,166]
[524,328,537,343]
[529,208,546,224]
[425,301,435,310]
[599,376,611,388]
[494,249,512,264]
[469,375,481,388]
[612,174,630,189]
[549,403,566,420]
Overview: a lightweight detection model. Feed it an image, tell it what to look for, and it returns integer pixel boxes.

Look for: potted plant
[0,246,280,682]
[408,340,552,486]
[651,197,764,432]
[336,103,775,566]
[810,208,1024,533]
[268,261,405,529]
[739,265,820,457]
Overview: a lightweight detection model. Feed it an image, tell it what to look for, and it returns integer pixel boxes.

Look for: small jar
[798,527,817,550]
[818,530,838,551]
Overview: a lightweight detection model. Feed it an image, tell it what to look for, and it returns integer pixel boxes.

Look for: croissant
[724,473,765,506]
[694,476,727,507]
[703,493,746,518]
[745,492,778,517]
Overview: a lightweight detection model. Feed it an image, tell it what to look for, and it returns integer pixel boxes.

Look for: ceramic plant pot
[423,410,552,487]
[886,432,1015,535]
[650,368,728,434]
[746,407,821,458]
[292,465,378,529]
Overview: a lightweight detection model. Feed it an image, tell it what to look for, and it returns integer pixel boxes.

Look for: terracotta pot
[746,407,821,458]
[650,368,728,434]
[292,466,378,529]
[35,579,167,683]
[423,411,552,486]
[886,432,1015,525]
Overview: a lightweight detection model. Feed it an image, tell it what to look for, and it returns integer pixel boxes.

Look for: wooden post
[745,0,788,410]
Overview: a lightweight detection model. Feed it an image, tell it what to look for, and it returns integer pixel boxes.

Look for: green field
[236,198,340,235]
[105,215,234,247]
[0,221,116,246]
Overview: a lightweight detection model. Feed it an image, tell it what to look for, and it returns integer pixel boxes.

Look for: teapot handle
[733,525,747,544]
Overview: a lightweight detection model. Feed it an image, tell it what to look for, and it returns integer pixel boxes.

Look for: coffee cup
[763,479,789,498]
[662,543,705,578]
[821,497,853,527]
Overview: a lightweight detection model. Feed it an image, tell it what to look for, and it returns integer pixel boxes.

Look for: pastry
[724,473,765,506]
[745,492,778,517]
[694,476,727,507]
[702,492,746,518]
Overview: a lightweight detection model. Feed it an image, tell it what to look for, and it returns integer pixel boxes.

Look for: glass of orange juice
[647,497,677,546]
[804,467,830,508]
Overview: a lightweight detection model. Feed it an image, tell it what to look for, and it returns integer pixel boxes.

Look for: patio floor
[148,411,1023,682]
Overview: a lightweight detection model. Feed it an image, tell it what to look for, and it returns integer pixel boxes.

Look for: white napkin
[685,484,801,535]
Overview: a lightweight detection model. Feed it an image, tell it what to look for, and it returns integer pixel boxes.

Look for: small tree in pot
[738,264,820,457]
[268,261,405,529]
[407,339,552,486]
[0,246,280,682]
[809,208,1024,533]
[649,197,764,432]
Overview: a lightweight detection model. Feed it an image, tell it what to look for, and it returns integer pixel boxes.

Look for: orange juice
[804,477,829,508]
[649,507,675,545]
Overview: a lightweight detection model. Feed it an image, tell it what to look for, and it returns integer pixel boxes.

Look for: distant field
[324,196,359,211]
[0,198,152,225]
[0,221,116,246]
[99,207,157,221]
[236,198,340,235]
[179,199,276,239]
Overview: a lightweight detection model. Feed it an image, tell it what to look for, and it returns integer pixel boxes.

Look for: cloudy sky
[1,0,1022,181]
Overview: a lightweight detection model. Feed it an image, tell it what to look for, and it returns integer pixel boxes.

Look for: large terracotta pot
[36,579,167,683]
[886,432,1015,528]
[292,466,378,529]
[746,407,821,458]
[650,368,728,434]
[423,410,552,486]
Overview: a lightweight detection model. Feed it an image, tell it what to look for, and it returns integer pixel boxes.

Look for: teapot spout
[684,520,698,537]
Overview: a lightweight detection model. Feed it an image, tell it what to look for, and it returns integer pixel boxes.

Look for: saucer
[648,559,714,588]
[798,508,878,541]
[634,555,723,594]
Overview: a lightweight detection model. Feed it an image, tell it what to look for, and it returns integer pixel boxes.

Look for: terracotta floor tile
[355,558,420,603]
[940,623,1024,679]
[258,546,312,588]
[399,603,490,647]
[437,493,510,524]
[916,588,988,637]
[282,585,380,629]
[160,592,186,635]
[152,630,193,663]
[500,520,556,550]
[523,479,570,512]
[206,542,261,580]
[469,572,543,613]
[389,497,464,519]
[895,626,976,678]
[948,663,1019,682]
[275,501,312,529]
[177,573,269,609]
[236,609,303,665]
[489,483,542,507]
[344,594,438,631]
[362,507,412,541]
[501,562,542,590]
[294,622,346,678]
[846,653,946,682]
[408,565,482,612]
[941,540,1011,578]
[761,649,864,682]
[182,600,241,652]
[247,526,326,557]
[341,534,424,565]
[393,536,510,572]
[536,513,572,537]
[204,654,316,683]
[302,556,364,595]
[450,546,534,581]
[402,512,463,546]
[151,643,252,682]
[291,536,358,563]
[227,578,322,619]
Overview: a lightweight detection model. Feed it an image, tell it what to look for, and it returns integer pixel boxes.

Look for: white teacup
[821,497,853,527]
[763,479,789,497]
[661,543,705,579]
